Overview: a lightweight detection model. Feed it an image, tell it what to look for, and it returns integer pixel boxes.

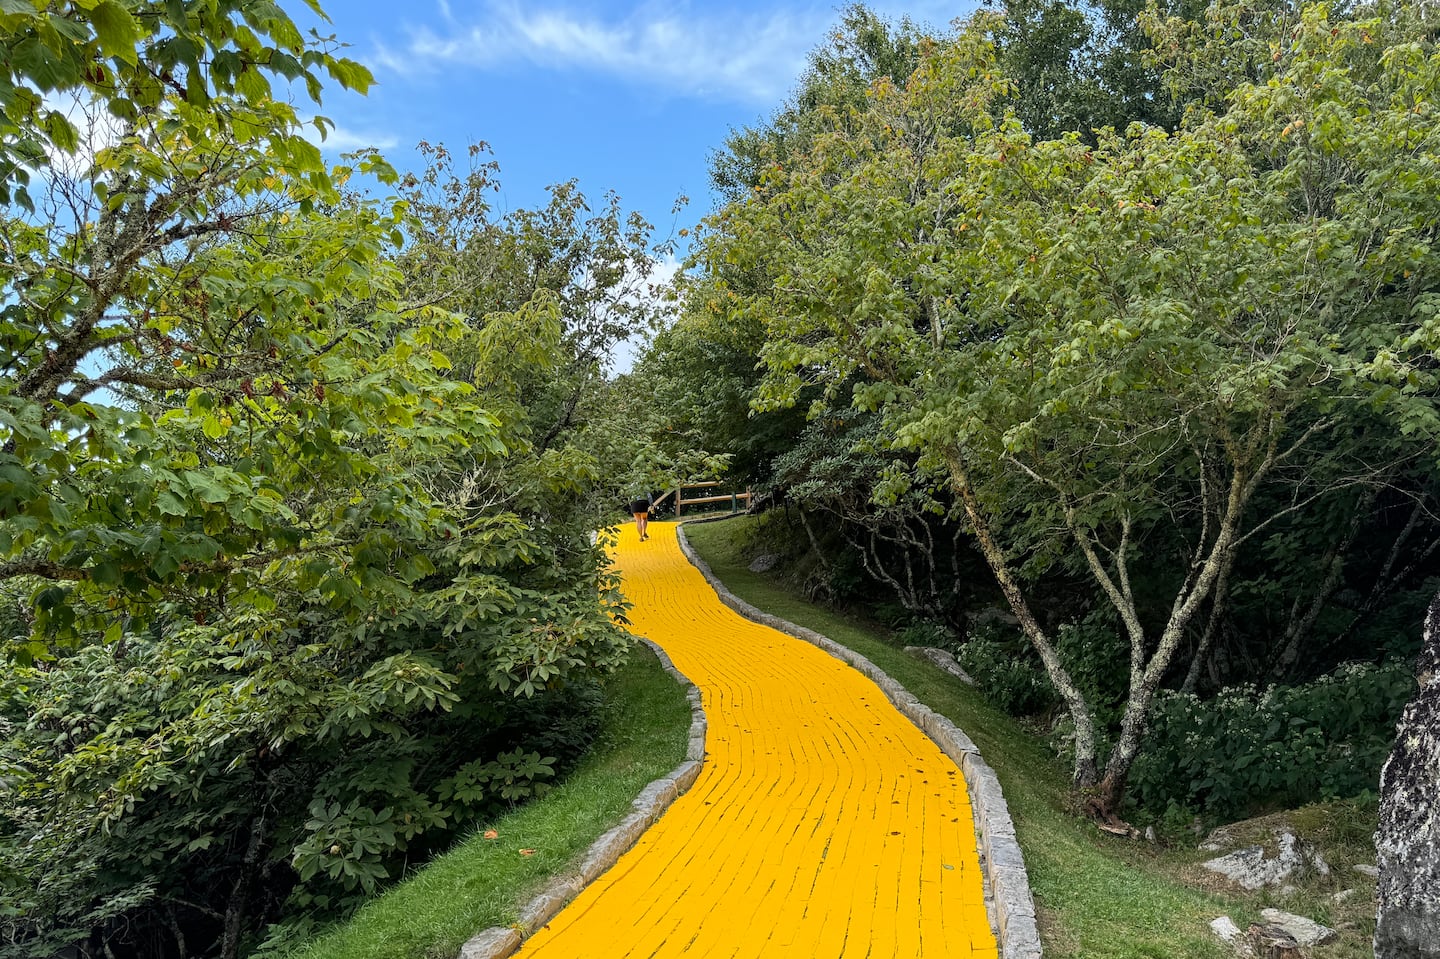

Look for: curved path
[515,522,998,958]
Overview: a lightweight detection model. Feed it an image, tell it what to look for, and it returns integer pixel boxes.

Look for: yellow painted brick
[515,523,998,957]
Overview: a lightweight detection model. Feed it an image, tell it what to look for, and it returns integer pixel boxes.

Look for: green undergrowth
[283,643,690,959]
[684,517,1245,959]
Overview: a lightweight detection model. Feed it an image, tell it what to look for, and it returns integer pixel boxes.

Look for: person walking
[628,493,652,541]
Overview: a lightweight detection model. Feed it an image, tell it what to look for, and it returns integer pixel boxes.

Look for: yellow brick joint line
[514,521,999,958]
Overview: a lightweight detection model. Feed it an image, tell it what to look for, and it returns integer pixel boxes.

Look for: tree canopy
[657,0,1440,818]
[0,4,660,956]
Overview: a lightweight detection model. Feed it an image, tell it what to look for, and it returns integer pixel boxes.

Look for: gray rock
[1333,888,1357,904]
[1354,862,1381,878]
[1201,832,1329,890]
[1209,916,1255,956]
[968,605,1020,627]
[903,645,976,685]
[747,553,780,573]
[1247,923,1301,956]
[518,876,583,934]
[1199,822,1249,853]
[1260,908,1338,947]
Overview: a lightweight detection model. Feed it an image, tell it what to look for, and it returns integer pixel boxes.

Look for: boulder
[1201,831,1330,890]
[1200,823,1242,852]
[1247,923,1302,958]
[903,645,976,685]
[1375,589,1440,958]
[968,605,1020,627]
[747,553,780,573]
[1209,916,1254,956]
[1259,908,1338,947]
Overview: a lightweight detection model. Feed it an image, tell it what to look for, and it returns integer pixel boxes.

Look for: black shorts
[629,500,650,515]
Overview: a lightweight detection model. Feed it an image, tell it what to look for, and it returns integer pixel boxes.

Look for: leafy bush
[1128,662,1416,821]
[1053,612,1131,729]
[957,622,1058,717]
[894,619,957,651]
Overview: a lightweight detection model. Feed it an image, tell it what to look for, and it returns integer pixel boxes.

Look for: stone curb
[676,525,1044,959]
[456,637,707,959]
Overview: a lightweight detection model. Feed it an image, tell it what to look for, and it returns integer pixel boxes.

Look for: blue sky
[294,1,979,238]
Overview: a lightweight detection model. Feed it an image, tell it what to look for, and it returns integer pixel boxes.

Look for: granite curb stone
[676,524,1044,959]
[455,637,707,959]
[457,927,520,959]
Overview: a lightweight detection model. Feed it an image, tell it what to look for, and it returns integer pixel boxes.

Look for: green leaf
[156,491,187,516]
[234,64,270,102]
[35,585,66,610]
[91,1,141,66]
[152,552,179,578]
[91,560,120,586]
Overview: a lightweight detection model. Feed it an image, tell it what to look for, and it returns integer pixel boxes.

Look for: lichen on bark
[1375,589,1440,958]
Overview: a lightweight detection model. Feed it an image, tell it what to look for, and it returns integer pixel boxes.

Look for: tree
[657,5,930,498]
[697,2,1440,816]
[710,4,924,203]
[988,0,1153,139]
[0,4,637,957]
[0,0,393,636]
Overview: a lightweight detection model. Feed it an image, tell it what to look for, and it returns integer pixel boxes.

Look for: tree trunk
[946,453,1100,789]
[1078,471,1248,819]
[1273,491,1370,679]
[166,905,186,959]
[1183,558,1233,694]
[220,816,267,959]
[1375,587,1440,958]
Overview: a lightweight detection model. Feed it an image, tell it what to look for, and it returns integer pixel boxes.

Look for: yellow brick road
[515,522,998,958]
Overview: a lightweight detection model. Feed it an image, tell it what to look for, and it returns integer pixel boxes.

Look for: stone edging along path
[674,525,1042,959]
[457,637,706,959]
[458,522,1042,959]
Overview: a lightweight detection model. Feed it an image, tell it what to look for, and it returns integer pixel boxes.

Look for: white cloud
[375,2,830,104]
[301,120,400,152]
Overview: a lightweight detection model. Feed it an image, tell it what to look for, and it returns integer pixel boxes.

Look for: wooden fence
[651,482,752,518]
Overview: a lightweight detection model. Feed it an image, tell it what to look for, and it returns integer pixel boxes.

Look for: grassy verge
[684,517,1247,959]
[286,643,690,959]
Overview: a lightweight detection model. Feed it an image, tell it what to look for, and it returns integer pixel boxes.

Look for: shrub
[1128,662,1416,821]
[1054,612,1130,729]
[894,620,957,651]
[957,622,1058,717]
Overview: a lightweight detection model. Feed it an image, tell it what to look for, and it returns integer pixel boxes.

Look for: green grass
[286,644,690,959]
[684,517,1242,959]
